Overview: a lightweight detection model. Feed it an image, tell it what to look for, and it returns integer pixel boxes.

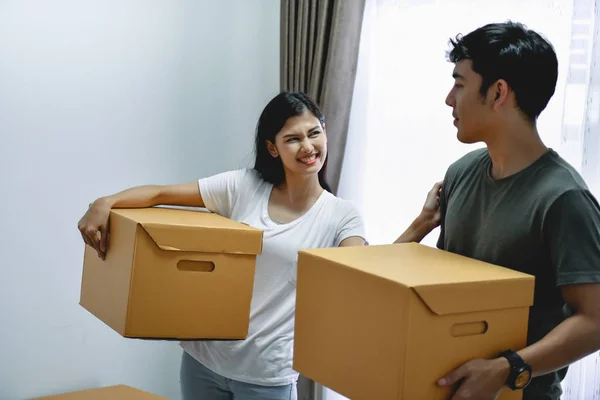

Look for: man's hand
[438,358,510,400]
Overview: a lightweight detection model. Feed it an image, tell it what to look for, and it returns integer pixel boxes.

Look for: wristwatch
[499,350,532,390]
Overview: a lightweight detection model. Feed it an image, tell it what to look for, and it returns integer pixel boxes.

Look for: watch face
[515,370,532,389]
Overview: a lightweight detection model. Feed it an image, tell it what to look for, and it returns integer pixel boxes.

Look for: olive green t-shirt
[437,148,600,400]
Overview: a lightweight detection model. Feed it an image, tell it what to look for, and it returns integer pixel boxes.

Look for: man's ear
[266,140,278,157]
[491,79,510,108]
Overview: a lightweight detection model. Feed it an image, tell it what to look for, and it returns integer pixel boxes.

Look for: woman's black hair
[253,91,331,192]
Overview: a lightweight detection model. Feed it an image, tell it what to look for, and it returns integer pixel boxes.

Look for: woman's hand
[394,181,442,244]
[76,182,204,259]
[78,198,113,260]
[420,181,442,229]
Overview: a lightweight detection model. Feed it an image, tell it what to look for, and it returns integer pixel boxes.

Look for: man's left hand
[438,358,510,400]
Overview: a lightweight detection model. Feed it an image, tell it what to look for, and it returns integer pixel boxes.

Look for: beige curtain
[281,0,366,195]
[281,2,366,398]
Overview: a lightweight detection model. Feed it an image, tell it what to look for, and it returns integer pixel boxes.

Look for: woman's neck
[274,174,323,206]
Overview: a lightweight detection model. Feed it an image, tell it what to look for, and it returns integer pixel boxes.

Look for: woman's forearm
[93,182,204,210]
[97,185,164,209]
[394,212,438,244]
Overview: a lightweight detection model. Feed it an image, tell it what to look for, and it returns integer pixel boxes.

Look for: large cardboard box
[80,207,262,339]
[31,384,167,399]
[293,243,534,400]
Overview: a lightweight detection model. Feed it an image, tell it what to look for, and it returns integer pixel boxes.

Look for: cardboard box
[293,243,534,400]
[80,207,262,339]
[31,384,167,399]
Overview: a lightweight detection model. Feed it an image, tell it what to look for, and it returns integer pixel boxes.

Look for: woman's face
[267,112,327,179]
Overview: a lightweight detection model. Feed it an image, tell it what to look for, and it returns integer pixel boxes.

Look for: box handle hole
[451,321,488,337]
[177,260,215,272]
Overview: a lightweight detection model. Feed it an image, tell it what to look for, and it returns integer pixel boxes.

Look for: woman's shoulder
[213,167,267,187]
[321,192,362,217]
[318,193,366,241]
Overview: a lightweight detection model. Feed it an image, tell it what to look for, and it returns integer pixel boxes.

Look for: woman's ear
[266,140,279,157]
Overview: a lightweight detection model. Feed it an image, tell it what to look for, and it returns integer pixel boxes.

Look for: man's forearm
[518,313,600,377]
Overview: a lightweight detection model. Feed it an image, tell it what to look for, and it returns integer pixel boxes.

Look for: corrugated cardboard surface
[31,384,168,399]
[293,243,534,400]
[80,207,263,339]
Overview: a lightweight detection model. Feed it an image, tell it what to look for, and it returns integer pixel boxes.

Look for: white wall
[0,1,279,399]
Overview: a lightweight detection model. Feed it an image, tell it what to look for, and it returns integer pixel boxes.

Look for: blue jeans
[180,351,298,400]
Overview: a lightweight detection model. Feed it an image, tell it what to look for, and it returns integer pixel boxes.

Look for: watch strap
[499,350,531,390]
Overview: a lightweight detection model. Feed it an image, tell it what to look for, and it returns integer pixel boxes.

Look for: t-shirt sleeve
[334,201,367,247]
[543,189,600,286]
[198,169,249,218]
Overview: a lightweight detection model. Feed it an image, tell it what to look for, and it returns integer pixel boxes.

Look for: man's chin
[457,131,479,145]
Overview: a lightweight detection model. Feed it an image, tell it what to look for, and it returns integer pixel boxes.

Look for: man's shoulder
[451,147,487,168]
[541,150,588,189]
[531,150,590,205]
[444,147,488,183]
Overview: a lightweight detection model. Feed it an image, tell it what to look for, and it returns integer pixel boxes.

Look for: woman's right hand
[78,198,112,260]
[76,182,205,259]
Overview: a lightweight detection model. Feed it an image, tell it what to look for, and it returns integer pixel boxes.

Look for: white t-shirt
[180,168,366,386]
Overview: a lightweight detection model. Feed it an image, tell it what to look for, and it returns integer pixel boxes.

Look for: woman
[77,91,441,400]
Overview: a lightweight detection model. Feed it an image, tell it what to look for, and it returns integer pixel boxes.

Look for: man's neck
[485,122,549,180]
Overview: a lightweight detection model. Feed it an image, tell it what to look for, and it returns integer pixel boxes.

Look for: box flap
[299,243,534,314]
[412,278,534,315]
[32,384,168,399]
[112,208,263,255]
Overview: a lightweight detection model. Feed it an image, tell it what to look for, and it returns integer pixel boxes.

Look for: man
[435,21,600,400]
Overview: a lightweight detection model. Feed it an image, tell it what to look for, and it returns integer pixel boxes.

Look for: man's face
[445,60,495,144]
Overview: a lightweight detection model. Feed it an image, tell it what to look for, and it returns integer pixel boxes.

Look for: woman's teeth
[300,154,317,163]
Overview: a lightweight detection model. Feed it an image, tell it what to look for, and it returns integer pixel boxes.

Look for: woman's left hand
[420,181,442,228]
[394,181,443,244]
